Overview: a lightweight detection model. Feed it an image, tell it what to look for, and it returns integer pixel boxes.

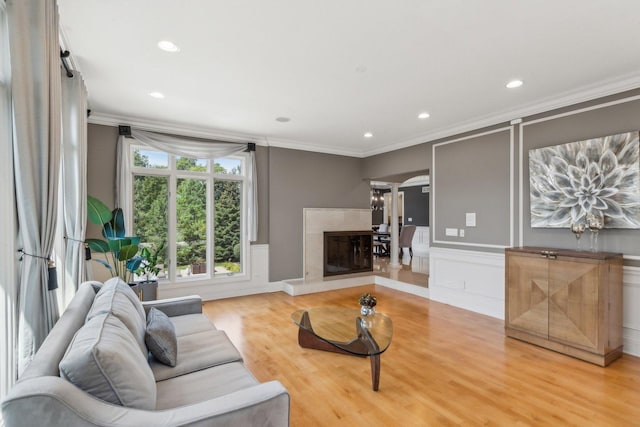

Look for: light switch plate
[445,228,458,237]
[459,229,465,237]
[466,213,476,227]
[408,217,412,222]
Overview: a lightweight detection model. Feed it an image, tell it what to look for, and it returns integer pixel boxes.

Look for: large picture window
[130,144,246,282]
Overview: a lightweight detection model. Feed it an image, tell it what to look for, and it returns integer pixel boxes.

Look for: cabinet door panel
[507,255,548,337]
[548,259,600,351]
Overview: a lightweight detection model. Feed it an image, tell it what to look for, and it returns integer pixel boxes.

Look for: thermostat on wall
[466,213,476,227]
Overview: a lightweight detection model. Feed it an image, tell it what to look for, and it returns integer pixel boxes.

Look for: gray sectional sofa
[1,278,290,426]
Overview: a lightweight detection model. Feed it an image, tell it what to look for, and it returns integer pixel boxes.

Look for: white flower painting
[529,131,640,228]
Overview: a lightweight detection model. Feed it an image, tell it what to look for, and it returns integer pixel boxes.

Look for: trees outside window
[131,146,245,281]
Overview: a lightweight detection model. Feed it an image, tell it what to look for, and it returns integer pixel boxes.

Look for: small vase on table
[570,223,585,251]
[586,213,604,252]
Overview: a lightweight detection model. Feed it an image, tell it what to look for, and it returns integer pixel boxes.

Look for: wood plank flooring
[202,285,640,426]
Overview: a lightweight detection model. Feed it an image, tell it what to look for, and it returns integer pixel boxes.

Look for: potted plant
[135,241,165,300]
[86,195,143,284]
[359,293,377,316]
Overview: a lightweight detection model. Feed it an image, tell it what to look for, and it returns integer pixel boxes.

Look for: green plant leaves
[86,195,144,282]
[86,238,109,253]
[87,196,112,227]
[117,244,139,261]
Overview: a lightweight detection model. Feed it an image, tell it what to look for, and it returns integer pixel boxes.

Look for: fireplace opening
[323,231,373,277]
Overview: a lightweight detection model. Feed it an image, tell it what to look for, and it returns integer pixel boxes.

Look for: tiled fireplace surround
[303,208,372,281]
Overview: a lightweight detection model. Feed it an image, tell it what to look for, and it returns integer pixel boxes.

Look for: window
[130,144,247,282]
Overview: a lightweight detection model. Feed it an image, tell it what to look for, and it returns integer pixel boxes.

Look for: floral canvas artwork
[529,131,640,228]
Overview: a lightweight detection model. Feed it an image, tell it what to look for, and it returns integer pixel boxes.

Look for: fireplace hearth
[323,231,373,277]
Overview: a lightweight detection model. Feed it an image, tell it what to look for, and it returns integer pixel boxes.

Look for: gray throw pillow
[145,307,177,367]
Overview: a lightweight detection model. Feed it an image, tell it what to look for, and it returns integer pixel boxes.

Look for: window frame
[126,141,250,285]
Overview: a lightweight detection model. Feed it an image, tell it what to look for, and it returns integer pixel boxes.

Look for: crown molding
[265,137,363,158]
[89,72,640,159]
[361,71,640,157]
[89,112,268,145]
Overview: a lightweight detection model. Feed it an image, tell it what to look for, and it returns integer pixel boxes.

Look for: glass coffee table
[291,307,393,391]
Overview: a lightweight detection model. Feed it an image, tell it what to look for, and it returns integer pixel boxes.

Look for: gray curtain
[0,0,19,402]
[118,129,258,241]
[8,0,62,373]
[60,71,88,308]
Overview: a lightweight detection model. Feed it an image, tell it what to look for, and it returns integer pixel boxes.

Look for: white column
[390,183,400,267]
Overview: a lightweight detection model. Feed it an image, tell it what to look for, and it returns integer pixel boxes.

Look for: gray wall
[362,143,430,182]
[521,92,640,257]
[268,147,369,281]
[432,127,512,247]
[401,185,429,226]
[86,87,640,282]
[86,124,119,239]
[428,88,640,263]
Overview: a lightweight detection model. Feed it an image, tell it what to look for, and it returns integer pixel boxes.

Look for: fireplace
[323,231,373,277]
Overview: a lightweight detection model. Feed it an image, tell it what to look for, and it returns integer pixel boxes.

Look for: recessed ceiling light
[275,117,291,123]
[506,79,524,89]
[418,112,430,119]
[157,40,180,52]
[364,132,373,138]
[148,91,165,99]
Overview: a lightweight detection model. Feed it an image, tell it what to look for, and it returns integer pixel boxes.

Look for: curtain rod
[60,49,73,78]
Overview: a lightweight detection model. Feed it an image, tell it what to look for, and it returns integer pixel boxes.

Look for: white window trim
[126,140,251,285]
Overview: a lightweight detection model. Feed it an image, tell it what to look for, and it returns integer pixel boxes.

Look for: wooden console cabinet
[505,247,623,366]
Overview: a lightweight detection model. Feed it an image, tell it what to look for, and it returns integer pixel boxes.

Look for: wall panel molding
[518,94,640,257]
[432,126,514,249]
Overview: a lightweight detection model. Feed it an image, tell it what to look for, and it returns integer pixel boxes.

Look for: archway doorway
[369,171,430,288]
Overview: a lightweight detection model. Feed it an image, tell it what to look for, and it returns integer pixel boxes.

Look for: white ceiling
[58,0,640,157]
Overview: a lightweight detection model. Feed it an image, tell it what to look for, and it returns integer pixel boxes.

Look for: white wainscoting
[622,266,640,357]
[158,244,280,301]
[429,247,640,357]
[429,247,505,319]
[411,226,429,254]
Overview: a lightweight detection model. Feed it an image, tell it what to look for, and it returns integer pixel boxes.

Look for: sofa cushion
[59,313,156,410]
[101,277,146,321]
[150,330,243,381]
[155,362,258,410]
[145,307,177,367]
[87,278,147,355]
[170,313,217,337]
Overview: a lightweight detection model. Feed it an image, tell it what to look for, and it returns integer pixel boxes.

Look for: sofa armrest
[142,295,203,317]
[2,377,289,427]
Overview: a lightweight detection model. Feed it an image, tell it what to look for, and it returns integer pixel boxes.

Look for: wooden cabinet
[505,247,623,366]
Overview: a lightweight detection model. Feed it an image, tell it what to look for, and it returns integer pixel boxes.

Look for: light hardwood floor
[203,285,640,426]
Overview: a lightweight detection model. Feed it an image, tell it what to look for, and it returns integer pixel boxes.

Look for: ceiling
[58,0,640,158]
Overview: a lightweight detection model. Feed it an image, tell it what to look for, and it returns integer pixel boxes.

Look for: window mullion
[208,176,214,278]
[168,166,177,283]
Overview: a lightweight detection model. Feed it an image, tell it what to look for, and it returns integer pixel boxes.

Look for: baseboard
[374,275,429,299]
[281,275,375,296]
[623,266,640,357]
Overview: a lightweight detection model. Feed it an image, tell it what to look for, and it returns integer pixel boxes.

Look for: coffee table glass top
[291,307,393,356]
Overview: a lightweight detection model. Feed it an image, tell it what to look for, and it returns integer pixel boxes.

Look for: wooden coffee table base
[297,311,382,391]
